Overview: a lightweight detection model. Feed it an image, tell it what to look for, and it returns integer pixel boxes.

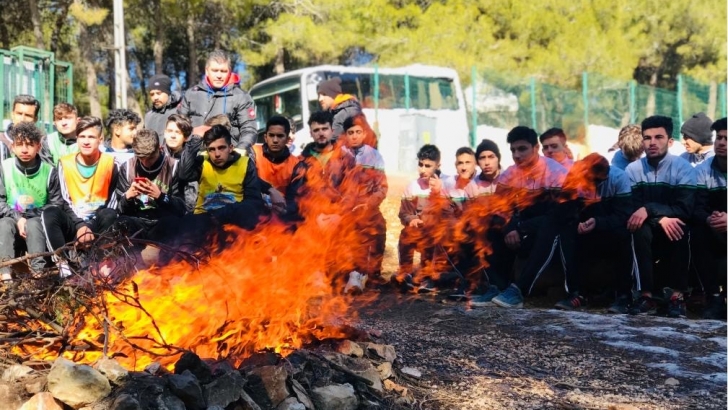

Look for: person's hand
[504,230,521,250]
[137,178,162,200]
[659,217,685,241]
[125,183,140,200]
[708,211,727,233]
[268,188,286,214]
[17,217,27,238]
[578,218,596,235]
[192,125,211,137]
[627,207,648,232]
[76,226,95,244]
[408,218,424,228]
[429,174,442,193]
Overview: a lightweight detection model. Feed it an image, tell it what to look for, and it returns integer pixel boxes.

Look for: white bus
[249,64,470,175]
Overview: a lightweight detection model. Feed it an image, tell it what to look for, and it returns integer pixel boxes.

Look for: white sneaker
[344,271,367,294]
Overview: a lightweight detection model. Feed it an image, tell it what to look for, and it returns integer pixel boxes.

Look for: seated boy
[104,109,141,166]
[0,123,64,279]
[42,117,119,276]
[397,144,452,292]
[41,102,79,165]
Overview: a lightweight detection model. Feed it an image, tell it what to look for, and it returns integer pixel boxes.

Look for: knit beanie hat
[149,74,172,95]
[475,139,501,162]
[681,112,713,145]
[317,77,342,98]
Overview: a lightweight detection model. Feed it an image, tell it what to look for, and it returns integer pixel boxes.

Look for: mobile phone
[434,169,441,177]
[134,177,148,183]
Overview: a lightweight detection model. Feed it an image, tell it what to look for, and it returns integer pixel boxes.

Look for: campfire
[0,212,412,408]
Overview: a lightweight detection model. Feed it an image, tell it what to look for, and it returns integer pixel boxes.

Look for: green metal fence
[1,46,73,132]
[469,69,728,143]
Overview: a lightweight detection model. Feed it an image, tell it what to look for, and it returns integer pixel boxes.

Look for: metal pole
[629,80,636,123]
[113,0,127,109]
[373,64,379,130]
[404,72,410,111]
[676,74,683,138]
[720,82,727,117]
[530,77,537,130]
[471,65,477,147]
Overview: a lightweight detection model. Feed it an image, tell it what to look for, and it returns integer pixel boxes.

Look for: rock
[110,394,141,410]
[376,362,392,380]
[2,364,34,382]
[365,343,396,362]
[168,370,206,410]
[47,358,112,409]
[206,407,225,410]
[19,392,64,410]
[336,340,364,357]
[236,390,263,410]
[245,365,290,408]
[209,360,235,377]
[0,382,25,409]
[95,358,129,385]
[155,393,186,410]
[203,370,245,407]
[144,362,171,376]
[23,376,46,395]
[383,380,408,396]
[400,367,421,379]
[664,378,680,386]
[360,399,381,409]
[323,353,383,393]
[290,379,314,410]
[310,383,358,410]
[276,397,305,410]
[176,352,213,384]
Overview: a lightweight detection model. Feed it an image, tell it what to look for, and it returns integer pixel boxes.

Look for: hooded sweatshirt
[177,73,257,151]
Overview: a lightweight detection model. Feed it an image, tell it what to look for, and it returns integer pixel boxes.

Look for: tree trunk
[28,0,45,49]
[646,71,657,117]
[50,0,72,54]
[274,47,285,75]
[79,24,102,118]
[152,0,164,74]
[128,50,147,114]
[707,80,717,120]
[186,7,198,88]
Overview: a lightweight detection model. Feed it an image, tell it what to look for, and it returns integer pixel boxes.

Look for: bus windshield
[305,71,460,115]
[251,76,302,131]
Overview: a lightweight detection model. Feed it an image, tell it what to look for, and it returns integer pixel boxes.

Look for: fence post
[471,66,477,147]
[67,63,74,104]
[629,80,636,123]
[404,72,410,112]
[530,77,537,130]
[720,82,727,117]
[582,72,589,130]
[373,63,379,134]
[0,53,4,127]
[676,74,683,134]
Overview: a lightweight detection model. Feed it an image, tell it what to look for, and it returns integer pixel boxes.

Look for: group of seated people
[397,113,726,320]
[0,95,386,295]
[1,94,725,321]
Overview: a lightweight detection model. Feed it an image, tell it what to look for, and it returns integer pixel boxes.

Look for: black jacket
[116,153,187,220]
[144,91,181,140]
[177,75,257,151]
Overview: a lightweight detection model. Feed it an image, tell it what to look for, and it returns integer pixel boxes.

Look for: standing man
[680,112,714,167]
[177,50,257,154]
[316,77,363,141]
[626,115,696,318]
[2,95,41,162]
[144,74,180,140]
[41,103,79,165]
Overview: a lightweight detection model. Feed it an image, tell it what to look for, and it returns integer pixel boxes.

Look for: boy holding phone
[115,129,186,236]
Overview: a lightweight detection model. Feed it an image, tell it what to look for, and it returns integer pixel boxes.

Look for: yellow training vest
[194,156,248,214]
[59,153,116,221]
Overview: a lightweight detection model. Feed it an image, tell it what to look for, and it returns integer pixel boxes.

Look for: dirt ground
[359,175,728,410]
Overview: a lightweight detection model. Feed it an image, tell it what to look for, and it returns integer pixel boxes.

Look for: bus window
[250,77,302,131]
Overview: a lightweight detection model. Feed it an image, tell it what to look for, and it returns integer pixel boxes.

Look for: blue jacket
[694,156,727,224]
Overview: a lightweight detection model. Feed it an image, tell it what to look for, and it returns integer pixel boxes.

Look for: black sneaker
[629,296,658,315]
[667,295,687,318]
[607,294,632,314]
[702,295,727,320]
[554,294,587,311]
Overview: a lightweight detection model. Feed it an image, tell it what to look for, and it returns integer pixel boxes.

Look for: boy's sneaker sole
[491,298,523,309]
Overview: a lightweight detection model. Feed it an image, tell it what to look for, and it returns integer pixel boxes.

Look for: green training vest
[2,158,51,212]
[47,132,79,165]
